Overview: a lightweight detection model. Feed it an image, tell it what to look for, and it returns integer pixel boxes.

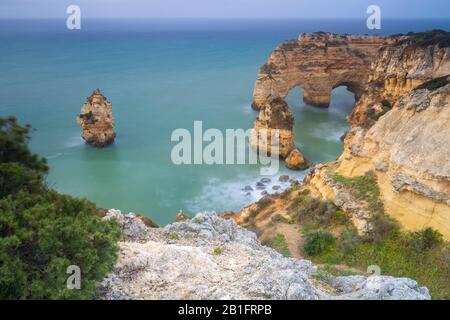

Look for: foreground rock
[98,210,430,300]
[76,89,116,147]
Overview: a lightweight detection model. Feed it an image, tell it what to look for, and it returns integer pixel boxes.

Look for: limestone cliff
[98,210,430,300]
[249,31,450,238]
[250,32,387,160]
[252,32,387,110]
[318,32,450,238]
[76,89,116,147]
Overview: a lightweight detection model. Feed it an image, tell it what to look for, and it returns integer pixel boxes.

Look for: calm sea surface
[1,19,449,224]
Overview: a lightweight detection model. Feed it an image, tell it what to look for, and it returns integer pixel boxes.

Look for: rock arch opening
[250,32,387,163]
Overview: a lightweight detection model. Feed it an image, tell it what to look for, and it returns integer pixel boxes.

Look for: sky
[0,0,448,19]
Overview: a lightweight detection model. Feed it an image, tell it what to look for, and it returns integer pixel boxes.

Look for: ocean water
[1,19,449,225]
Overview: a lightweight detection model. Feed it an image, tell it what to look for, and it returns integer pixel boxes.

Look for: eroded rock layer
[76,89,116,147]
[252,32,387,110]
[306,31,450,238]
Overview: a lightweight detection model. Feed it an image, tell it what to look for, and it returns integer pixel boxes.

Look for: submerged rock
[98,211,430,300]
[76,89,116,147]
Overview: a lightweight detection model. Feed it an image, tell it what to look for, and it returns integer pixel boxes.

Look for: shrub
[170,232,179,240]
[271,233,291,257]
[340,227,361,254]
[415,75,449,91]
[0,117,121,299]
[380,99,392,109]
[213,247,222,255]
[332,172,382,213]
[407,227,444,252]
[303,230,336,256]
[367,213,400,243]
[297,196,349,228]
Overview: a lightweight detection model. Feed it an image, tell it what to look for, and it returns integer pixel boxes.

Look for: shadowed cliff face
[307,32,450,238]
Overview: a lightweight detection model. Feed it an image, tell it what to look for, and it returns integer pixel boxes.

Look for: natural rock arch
[251,32,388,159]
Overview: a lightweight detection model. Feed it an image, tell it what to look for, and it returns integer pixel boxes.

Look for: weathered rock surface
[250,97,295,157]
[76,89,116,147]
[252,30,450,238]
[98,210,430,300]
[285,148,311,170]
[305,31,450,238]
[335,83,450,238]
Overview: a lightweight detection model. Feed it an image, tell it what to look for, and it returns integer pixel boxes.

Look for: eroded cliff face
[349,34,450,127]
[76,89,116,147]
[250,32,387,160]
[250,97,296,158]
[306,32,450,238]
[249,31,450,238]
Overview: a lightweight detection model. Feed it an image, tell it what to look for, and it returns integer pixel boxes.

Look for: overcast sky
[0,0,448,19]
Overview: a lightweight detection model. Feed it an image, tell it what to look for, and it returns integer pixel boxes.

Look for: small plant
[303,230,336,256]
[250,209,259,218]
[213,247,222,255]
[271,213,289,224]
[407,227,444,252]
[271,233,291,257]
[170,232,179,240]
[415,75,449,91]
[380,99,392,109]
[332,171,382,213]
[367,213,400,243]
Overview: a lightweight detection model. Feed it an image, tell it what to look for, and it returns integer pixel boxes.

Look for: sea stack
[76,89,116,147]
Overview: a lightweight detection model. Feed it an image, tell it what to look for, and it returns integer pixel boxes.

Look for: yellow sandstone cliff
[248,31,450,239]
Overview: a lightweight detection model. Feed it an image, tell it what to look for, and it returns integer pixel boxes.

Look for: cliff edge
[98,210,430,300]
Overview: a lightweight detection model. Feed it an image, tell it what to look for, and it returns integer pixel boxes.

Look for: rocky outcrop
[252,32,387,110]
[250,97,295,158]
[349,31,450,127]
[98,210,430,300]
[333,83,450,238]
[285,148,310,170]
[76,89,116,147]
[304,31,450,238]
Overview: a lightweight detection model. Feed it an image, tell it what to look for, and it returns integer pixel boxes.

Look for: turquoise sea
[1,19,449,224]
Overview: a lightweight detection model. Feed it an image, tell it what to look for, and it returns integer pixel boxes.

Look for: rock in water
[98,211,430,300]
[76,89,116,147]
[285,148,311,170]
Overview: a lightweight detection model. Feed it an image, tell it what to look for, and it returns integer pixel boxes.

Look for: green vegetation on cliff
[0,117,121,299]
[298,173,450,299]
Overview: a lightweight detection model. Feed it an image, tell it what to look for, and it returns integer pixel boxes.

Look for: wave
[46,152,64,160]
[184,171,306,214]
[64,135,85,148]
